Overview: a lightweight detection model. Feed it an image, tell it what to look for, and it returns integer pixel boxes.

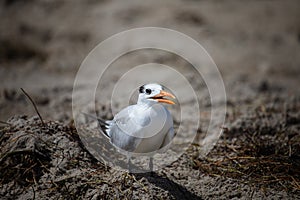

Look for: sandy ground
[0,0,300,199]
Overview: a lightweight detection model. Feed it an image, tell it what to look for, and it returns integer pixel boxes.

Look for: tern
[96,83,176,172]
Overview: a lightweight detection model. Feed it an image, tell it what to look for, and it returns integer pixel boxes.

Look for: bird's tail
[81,112,110,138]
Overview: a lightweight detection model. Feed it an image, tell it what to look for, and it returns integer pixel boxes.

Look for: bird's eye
[145,89,152,95]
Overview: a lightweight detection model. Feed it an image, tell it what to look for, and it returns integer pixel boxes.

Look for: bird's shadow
[134,172,202,200]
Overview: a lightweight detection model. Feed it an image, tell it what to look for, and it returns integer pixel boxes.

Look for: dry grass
[193,101,300,192]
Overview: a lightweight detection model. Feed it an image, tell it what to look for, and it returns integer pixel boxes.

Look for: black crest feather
[139,85,144,93]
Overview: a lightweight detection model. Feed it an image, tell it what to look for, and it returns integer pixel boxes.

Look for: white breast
[108,103,173,154]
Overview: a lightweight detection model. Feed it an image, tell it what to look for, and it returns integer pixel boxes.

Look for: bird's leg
[149,157,154,172]
[127,156,132,174]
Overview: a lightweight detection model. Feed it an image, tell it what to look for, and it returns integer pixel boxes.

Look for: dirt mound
[0,116,107,199]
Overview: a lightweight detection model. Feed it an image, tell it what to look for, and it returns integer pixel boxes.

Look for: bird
[95,83,176,172]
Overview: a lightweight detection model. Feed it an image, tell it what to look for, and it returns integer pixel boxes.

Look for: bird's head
[138,83,176,105]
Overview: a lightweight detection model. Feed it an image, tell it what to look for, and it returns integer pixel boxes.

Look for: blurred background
[1,1,300,199]
[0,0,299,122]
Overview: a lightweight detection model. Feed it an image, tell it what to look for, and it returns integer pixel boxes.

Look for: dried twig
[20,88,46,127]
[0,120,11,126]
[0,149,34,164]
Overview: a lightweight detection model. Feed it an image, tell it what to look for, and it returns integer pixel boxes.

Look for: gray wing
[108,106,143,152]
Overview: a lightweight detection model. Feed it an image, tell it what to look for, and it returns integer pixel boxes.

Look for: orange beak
[150,90,176,105]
